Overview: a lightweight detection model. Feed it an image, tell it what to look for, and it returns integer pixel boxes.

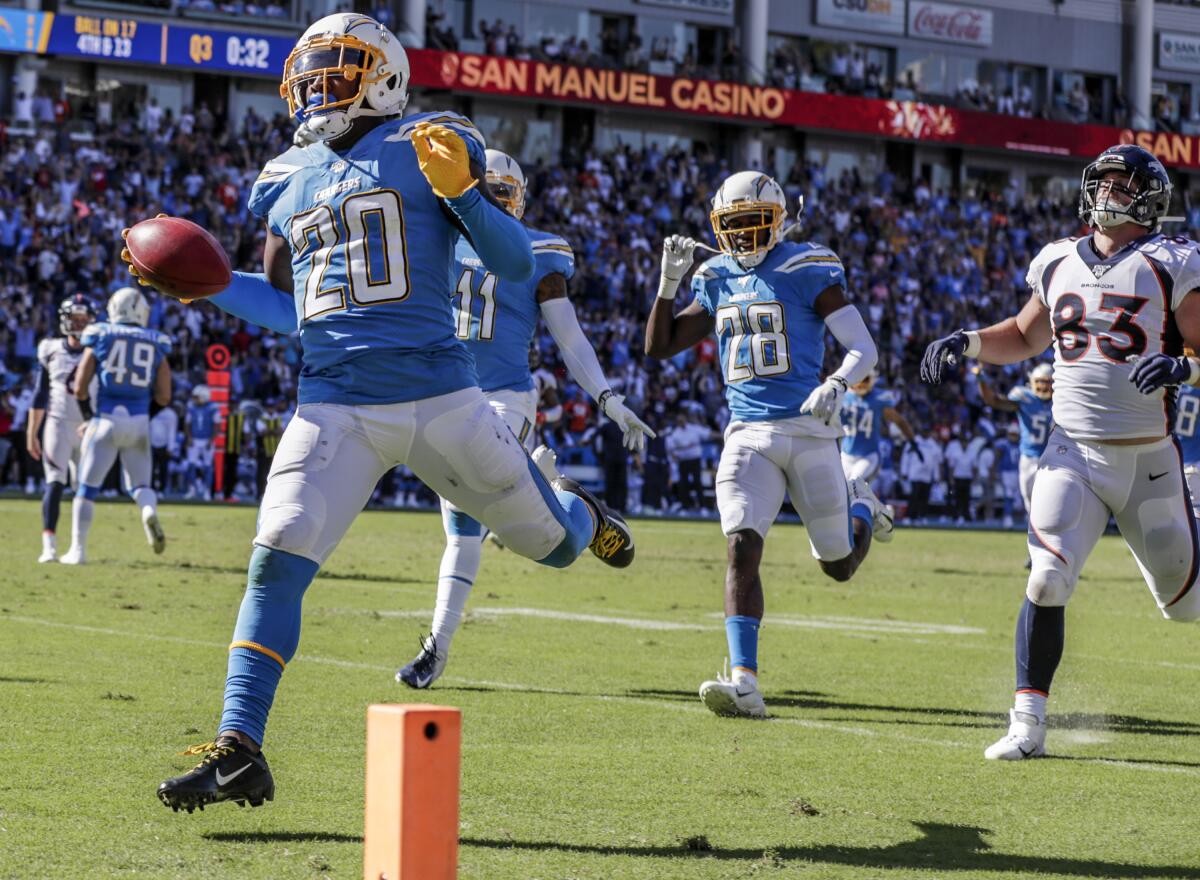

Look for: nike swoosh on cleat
[1149,471,1169,481]
[1017,745,1035,758]
[214,763,253,786]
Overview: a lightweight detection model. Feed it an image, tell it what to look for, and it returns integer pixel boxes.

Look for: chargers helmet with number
[1079,144,1172,229]
[58,293,95,336]
[1028,363,1053,400]
[485,149,526,219]
[108,287,149,327]
[710,171,787,268]
[281,13,410,144]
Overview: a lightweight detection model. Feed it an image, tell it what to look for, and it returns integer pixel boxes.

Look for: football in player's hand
[123,216,232,299]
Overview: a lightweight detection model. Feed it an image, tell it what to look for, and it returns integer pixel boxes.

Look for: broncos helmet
[1078,144,1172,229]
[58,293,95,336]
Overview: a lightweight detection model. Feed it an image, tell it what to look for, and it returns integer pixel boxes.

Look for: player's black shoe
[553,475,635,568]
[157,736,275,813]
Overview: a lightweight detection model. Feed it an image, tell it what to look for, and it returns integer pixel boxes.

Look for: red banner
[406,48,1200,172]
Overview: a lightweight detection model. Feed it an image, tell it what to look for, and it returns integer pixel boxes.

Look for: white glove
[601,392,656,452]
[799,376,848,425]
[658,235,696,300]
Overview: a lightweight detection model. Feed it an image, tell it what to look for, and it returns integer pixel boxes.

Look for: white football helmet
[191,385,211,405]
[281,13,410,144]
[108,287,149,327]
[485,149,526,219]
[710,171,787,268]
[1028,363,1053,400]
[851,368,878,394]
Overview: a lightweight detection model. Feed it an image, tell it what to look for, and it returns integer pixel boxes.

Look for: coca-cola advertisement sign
[907,1,993,46]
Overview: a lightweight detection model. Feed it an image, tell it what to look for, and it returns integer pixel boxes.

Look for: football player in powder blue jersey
[840,370,919,484]
[646,170,891,719]
[978,363,1053,534]
[397,148,653,689]
[133,14,637,814]
[63,287,172,566]
[1175,382,1200,505]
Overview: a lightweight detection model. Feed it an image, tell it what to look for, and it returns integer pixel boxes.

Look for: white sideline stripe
[4,614,1200,777]
[364,607,714,631]
[712,611,985,636]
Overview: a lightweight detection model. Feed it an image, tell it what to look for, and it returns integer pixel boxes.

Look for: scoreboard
[4,9,293,77]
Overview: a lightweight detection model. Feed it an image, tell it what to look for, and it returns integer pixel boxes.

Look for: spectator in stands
[666,411,709,511]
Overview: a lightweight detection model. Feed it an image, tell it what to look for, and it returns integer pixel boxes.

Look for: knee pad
[1026,568,1072,607]
[795,465,844,518]
[255,472,328,562]
[426,400,526,494]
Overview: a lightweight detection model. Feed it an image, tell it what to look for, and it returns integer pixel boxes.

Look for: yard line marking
[5,613,1200,777]
[356,606,715,631]
[715,612,985,636]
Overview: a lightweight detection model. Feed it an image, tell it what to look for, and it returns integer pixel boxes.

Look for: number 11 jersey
[1028,233,1200,441]
[691,241,845,428]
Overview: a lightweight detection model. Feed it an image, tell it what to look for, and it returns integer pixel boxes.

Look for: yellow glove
[412,122,477,199]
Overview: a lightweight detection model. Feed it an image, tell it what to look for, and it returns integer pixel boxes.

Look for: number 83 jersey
[1029,233,1200,441]
[692,240,845,431]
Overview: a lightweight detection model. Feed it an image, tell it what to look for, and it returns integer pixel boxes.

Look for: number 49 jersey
[692,240,844,428]
[1029,233,1200,440]
[80,322,171,416]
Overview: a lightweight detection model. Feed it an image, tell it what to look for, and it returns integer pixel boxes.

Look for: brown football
[125,216,232,299]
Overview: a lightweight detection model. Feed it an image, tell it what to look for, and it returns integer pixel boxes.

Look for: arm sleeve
[31,364,49,409]
[825,304,878,387]
[443,188,535,282]
[207,271,299,334]
[540,297,611,403]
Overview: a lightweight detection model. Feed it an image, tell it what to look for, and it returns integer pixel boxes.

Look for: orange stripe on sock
[732,665,757,676]
[1015,688,1048,697]
[230,640,286,671]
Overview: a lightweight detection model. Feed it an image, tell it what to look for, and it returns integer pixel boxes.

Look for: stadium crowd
[1,98,1198,524]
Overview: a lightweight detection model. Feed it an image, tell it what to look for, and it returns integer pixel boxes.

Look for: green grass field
[3,498,1200,879]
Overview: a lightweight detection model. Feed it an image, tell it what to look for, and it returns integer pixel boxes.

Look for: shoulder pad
[390,110,486,164]
[775,243,843,275]
[693,256,723,281]
[155,331,173,354]
[37,337,56,361]
[249,145,311,220]
[80,323,105,347]
[530,233,575,281]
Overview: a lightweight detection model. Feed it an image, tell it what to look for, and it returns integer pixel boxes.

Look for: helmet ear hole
[386,74,397,90]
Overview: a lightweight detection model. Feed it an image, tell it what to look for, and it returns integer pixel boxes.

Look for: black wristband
[597,389,614,413]
[77,397,94,420]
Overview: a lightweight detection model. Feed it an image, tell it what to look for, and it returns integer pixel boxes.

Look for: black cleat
[157,736,275,813]
[553,475,635,568]
[395,634,448,689]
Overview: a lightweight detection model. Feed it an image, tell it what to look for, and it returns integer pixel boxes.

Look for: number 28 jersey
[692,241,845,429]
[1028,233,1200,441]
[80,322,172,416]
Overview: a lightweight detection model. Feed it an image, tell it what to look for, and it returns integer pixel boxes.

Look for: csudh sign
[907,1,992,46]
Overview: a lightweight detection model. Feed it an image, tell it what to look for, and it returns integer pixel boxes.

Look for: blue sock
[849,502,873,547]
[524,457,596,569]
[219,545,319,745]
[1015,598,1064,694]
[725,615,760,675]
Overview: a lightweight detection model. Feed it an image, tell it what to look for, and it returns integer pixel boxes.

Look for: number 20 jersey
[248,111,486,406]
[1028,233,1200,441]
[691,240,845,426]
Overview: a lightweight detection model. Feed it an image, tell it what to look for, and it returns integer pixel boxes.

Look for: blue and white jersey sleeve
[393,110,487,168]
[530,235,575,281]
[773,244,846,295]
[248,145,310,234]
[690,259,720,314]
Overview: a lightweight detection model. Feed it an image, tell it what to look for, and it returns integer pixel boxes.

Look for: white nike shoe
[699,673,767,719]
[984,709,1046,760]
[38,533,57,563]
[60,546,86,565]
[143,509,166,555]
[849,478,894,542]
[395,635,449,689]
